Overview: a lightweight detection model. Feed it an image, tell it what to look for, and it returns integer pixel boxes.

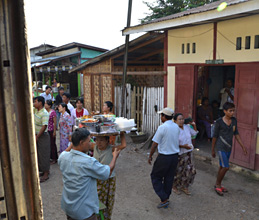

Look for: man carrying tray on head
[64,130,126,220]
[59,128,122,220]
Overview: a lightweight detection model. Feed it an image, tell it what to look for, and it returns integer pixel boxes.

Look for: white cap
[157,107,174,116]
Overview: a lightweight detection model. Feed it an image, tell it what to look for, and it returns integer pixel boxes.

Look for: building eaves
[31,51,81,65]
[68,32,164,73]
[122,0,257,35]
[36,42,108,56]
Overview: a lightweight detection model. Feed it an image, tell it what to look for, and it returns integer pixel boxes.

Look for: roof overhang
[31,51,81,66]
[122,0,259,35]
[36,42,107,56]
[69,32,164,73]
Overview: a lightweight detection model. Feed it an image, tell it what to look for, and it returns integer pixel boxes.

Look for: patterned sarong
[173,152,196,189]
[97,177,116,220]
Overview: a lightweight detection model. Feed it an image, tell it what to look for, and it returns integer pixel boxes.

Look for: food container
[93,114,115,123]
[115,118,136,131]
[80,119,98,132]
[101,124,116,132]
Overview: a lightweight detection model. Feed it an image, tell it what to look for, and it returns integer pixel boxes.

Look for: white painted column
[167,66,176,110]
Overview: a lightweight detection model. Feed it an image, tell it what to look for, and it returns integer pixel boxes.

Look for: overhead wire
[168,27,248,50]
[168,28,213,38]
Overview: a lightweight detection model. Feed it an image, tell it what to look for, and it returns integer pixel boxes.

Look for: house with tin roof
[31,42,107,97]
[122,0,259,170]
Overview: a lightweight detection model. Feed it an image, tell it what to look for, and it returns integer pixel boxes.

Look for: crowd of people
[33,82,248,219]
[148,102,247,210]
[33,85,124,219]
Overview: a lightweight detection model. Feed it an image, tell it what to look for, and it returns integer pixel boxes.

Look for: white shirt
[219,87,234,109]
[178,124,198,155]
[40,92,55,101]
[67,102,74,114]
[71,108,89,125]
[152,120,180,155]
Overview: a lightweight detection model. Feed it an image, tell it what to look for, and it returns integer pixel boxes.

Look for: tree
[141,0,219,23]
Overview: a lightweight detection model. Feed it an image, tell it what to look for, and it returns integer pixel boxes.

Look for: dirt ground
[40,135,259,220]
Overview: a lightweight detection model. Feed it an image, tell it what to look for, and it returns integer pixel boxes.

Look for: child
[211,102,247,196]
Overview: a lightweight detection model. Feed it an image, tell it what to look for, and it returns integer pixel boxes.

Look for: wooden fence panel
[83,74,92,112]
[114,85,164,134]
[114,84,131,117]
[142,87,164,135]
[93,75,101,112]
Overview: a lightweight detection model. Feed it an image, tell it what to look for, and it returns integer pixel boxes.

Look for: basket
[129,133,148,144]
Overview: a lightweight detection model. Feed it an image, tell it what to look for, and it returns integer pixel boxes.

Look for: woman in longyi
[94,132,126,220]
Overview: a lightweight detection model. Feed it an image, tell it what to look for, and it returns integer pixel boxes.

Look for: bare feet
[40,172,49,183]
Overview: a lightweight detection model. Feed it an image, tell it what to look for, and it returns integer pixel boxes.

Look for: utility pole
[121,0,132,117]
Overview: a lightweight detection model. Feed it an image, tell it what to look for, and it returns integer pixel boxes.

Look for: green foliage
[141,0,219,23]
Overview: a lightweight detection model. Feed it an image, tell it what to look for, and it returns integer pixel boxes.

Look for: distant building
[30,44,55,62]
[31,42,108,97]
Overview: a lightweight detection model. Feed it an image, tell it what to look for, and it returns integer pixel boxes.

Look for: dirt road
[41,136,259,220]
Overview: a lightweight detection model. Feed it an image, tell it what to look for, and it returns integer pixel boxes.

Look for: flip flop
[214,186,223,196]
[221,186,228,193]
[157,201,169,209]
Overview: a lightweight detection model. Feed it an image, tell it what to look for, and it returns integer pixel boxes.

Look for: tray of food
[93,114,115,123]
[90,131,121,136]
[80,118,98,125]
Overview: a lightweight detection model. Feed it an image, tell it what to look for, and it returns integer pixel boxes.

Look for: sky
[24,0,154,50]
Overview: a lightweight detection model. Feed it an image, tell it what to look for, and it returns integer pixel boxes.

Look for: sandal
[181,188,191,195]
[172,188,181,195]
[214,186,223,196]
[157,201,169,209]
[221,186,228,193]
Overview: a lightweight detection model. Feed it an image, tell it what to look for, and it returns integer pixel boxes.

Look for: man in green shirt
[33,96,50,182]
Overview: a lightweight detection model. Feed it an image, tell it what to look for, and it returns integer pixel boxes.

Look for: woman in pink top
[45,100,58,164]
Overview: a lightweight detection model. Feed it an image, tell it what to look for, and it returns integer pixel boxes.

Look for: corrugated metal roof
[31,51,81,66]
[36,42,108,56]
[140,0,248,26]
[31,61,51,68]
[122,0,254,34]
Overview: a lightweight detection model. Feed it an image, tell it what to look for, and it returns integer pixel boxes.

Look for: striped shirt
[33,107,49,134]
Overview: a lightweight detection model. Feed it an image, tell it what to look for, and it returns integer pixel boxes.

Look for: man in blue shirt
[148,107,180,209]
[58,128,121,220]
